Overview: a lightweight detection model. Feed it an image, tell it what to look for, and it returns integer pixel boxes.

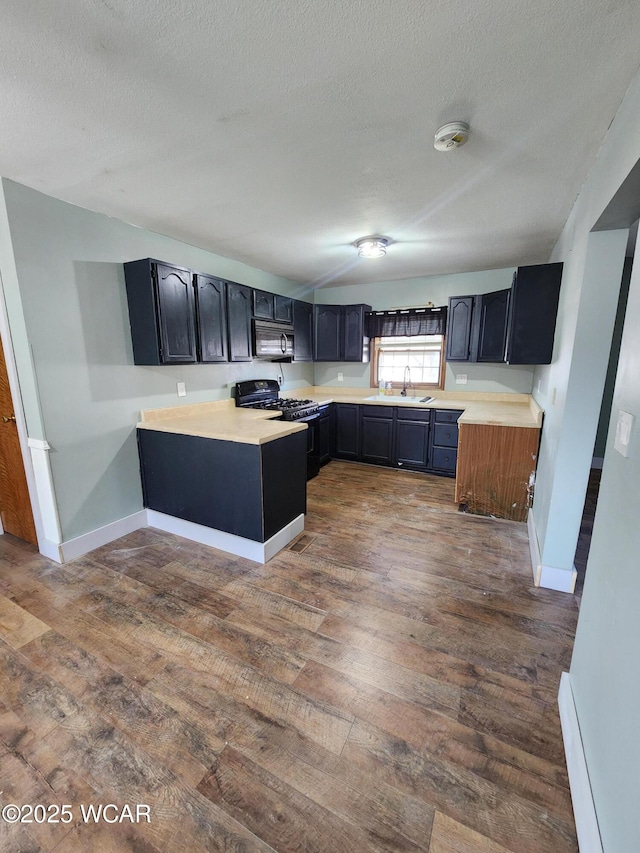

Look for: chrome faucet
[400,366,412,396]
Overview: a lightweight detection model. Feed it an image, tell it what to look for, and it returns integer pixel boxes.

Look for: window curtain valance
[365,306,447,338]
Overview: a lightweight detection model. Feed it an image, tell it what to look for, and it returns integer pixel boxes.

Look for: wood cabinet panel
[455,423,540,522]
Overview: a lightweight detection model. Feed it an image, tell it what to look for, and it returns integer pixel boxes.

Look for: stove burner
[234,380,320,421]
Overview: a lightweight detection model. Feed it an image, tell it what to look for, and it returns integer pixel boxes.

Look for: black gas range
[235,379,327,479]
[234,379,320,421]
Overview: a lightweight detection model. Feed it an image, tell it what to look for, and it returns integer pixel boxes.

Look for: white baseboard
[527,512,577,593]
[558,673,603,853]
[59,510,148,562]
[38,538,63,563]
[146,510,304,564]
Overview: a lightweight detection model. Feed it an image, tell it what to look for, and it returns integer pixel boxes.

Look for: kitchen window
[373,334,445,390]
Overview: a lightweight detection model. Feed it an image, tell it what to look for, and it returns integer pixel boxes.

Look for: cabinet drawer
[433,422,459,447]
[431,446,457,472]
[434,409,462,423]
[395,408,430,421]
[363,405,394,419]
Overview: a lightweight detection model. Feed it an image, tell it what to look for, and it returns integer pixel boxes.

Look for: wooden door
[0,337,37,544]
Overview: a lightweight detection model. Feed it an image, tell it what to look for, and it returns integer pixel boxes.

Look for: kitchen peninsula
[136,388,543,562]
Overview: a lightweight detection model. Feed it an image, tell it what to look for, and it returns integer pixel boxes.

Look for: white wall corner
[27,437,62,549]
[528,511,577,592]
[539,564,577,593]
[59,510,148,563]
[527,510,542,586]
[558,672,603,853]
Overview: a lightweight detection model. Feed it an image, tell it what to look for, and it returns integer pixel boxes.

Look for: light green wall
[314,269,535,393]
[532,68,640,850]
[0,179,313,542]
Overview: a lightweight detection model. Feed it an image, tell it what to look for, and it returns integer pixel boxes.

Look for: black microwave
[253,319,295,360]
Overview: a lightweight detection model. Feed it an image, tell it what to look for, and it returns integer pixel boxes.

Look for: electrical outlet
[614,410,634,457]
[176,382,186,397]
[338,372,344,382]
[456,373,467,385]
[277,374,284,386]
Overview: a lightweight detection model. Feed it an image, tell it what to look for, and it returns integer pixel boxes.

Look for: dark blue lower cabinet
[395,410,431,470]
[137,428,306,542]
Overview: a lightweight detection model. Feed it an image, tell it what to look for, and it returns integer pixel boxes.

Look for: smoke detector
[434,121,470,151]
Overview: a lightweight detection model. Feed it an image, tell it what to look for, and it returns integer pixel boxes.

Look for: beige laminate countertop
[138,387,542,445]
[138,398,307,445]
[290,386,543,429]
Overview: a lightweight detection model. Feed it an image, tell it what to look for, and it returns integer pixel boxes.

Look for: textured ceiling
[1,0,639,289]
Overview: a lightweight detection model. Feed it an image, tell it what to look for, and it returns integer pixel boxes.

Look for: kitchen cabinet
[253,289,275,320]
[253,291,293,324]
[505,262,563,364]
[333,403,360,459]
[138,427,306,543]
[445,263,562,365]
[227,281,253,362]
[194,273,228,363]
[475,289,510,362]
[445,296,474,362]
[274,295,293,324]
[124,258,197,365]
[429,409,461,475]
[361,406,394,465]
[313,303,372,362]
[455,422,540,521]
[331,403,460,476]
[293,300,313,362]
[314,305,342,361]
[395,409,431,470]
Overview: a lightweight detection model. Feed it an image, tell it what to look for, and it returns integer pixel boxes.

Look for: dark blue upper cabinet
[124,258,197,365]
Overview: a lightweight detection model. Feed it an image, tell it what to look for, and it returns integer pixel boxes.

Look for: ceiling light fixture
[355,236,390,258]
[434,121,470,151]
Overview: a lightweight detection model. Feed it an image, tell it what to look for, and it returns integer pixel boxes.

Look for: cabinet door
[314,305,343,361]
[506,263,563,364]
[476,289,510,362]
[334,404,360,459]
[274,295,293,324]
[395,417,429,469]
[253,290,274,320]
[154,262,197,363]
[361,407,394,465]
[445,296,474,361]
[293,300,313,361]
[195,274,228,363]
[227,282,253,362]
[343,304,370,362]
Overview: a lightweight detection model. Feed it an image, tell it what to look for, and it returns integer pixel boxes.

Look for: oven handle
[296,411,322,423]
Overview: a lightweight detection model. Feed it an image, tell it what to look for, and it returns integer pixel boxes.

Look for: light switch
[614,410,634,457]
[177,382,186,397]
[338,373,344,382]
[456,374,467,385]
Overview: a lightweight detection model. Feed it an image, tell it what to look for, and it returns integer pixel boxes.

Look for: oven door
[297,410,322,480]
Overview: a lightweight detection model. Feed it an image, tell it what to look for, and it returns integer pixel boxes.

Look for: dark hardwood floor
[0,461,579,852]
